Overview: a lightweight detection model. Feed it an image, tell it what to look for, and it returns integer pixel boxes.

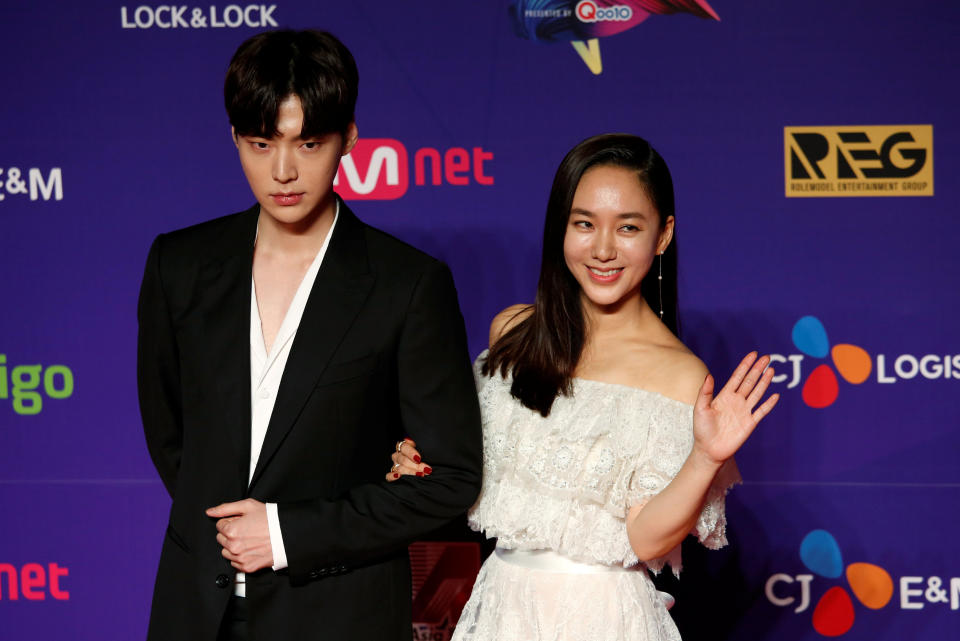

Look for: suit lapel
[248,203,375,490]
[201,205,258,491]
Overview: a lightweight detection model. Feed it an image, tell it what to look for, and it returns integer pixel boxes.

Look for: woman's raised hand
[692,352,779,467]
[385,438,433,481]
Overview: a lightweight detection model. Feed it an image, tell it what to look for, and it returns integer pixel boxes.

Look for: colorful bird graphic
[509,0,720,74]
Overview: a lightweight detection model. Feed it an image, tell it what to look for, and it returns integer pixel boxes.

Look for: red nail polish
[413,455,421,463]
[416,472,424,477]
[393,473,399,479]
[423,466,433,475]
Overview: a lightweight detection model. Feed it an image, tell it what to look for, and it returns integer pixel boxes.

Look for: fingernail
[393,473,399,479]
[413,455,421,463]
[416,472,424,477]
[423,466,433,475]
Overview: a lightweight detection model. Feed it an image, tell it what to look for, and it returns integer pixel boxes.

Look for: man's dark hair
[224,29,358,138]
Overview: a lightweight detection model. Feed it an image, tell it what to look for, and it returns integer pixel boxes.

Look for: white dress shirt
[235,205,338,596]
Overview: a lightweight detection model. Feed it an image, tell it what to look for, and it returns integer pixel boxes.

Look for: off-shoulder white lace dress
[452,353,740,641]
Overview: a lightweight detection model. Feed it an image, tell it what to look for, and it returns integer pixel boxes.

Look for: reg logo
[784,125,933,197]
[334,138,494,201]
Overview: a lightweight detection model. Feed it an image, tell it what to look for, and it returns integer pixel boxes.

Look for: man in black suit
[137,30,482,641]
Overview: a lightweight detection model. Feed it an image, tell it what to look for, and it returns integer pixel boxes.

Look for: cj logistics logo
[508,0,720,74]
[766,530,959,636]
[334,139,494,200]
[770,315,958,408]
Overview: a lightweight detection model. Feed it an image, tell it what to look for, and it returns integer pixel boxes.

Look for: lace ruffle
[469,352,740,574]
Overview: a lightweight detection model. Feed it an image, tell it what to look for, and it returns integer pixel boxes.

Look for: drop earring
[657,252,664,321]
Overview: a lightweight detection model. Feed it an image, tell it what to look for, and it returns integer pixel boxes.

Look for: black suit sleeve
[278,260,483,581]
[137,235,183,498]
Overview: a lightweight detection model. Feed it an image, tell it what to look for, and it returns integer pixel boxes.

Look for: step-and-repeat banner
[1,1,957,639]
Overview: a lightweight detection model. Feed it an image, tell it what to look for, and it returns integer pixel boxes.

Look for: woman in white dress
[387,133,779,640]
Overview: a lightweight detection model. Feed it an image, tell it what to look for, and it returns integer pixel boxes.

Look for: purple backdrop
[1,1,958,638]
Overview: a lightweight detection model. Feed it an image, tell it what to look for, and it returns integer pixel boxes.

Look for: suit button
[215,574,230,589]
[338,565,347,573]
[309,570,320,580]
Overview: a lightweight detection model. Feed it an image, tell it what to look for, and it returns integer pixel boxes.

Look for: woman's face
[562,165,674,311]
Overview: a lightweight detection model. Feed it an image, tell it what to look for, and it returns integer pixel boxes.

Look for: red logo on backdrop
[409,541,481,640]
[335,139,495,201]
[335,138,410,200]
[0,562,70,600]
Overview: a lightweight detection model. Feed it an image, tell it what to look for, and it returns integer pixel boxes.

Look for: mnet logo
[334,139,494,201]
[575,1,633,23]
[0,562,70,601]
[785,125,933,197]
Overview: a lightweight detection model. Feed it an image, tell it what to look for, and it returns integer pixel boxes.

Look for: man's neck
[256,199,338,260]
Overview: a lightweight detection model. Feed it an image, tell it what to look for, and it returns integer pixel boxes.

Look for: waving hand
[693,352,779,465]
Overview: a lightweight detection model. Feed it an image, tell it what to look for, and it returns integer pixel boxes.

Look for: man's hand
[206,498,273,573]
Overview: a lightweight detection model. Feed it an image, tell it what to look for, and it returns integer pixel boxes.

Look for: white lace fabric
[454,551,680,641]
[453,352,741,641]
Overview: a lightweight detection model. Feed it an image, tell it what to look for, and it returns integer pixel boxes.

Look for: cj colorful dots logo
[790,316,872,408]
[767,531,958,633]
[799,530,893,636]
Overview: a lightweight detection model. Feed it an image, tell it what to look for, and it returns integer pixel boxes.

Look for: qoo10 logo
[769,315,959,408]
[766,530,959,636]
[575,1,633,23]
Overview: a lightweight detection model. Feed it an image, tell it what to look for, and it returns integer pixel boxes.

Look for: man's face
[234,94,357,227]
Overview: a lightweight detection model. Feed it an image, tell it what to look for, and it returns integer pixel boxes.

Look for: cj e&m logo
[120,4,278,29]
[0,354,74,416]
[0,562,70,601]
[785,125,933,197]
[766,530,958,636]
[0,167,62,202]
[334,139,494,201]
[770,315,958,408]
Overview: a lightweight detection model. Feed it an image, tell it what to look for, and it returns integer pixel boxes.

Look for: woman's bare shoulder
[489,304,534,347]
[649,340,709,405]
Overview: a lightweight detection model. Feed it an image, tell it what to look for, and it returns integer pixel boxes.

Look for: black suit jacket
[137,201,483,641]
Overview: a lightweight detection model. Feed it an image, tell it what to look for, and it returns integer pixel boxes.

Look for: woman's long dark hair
[484,133,679,417]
